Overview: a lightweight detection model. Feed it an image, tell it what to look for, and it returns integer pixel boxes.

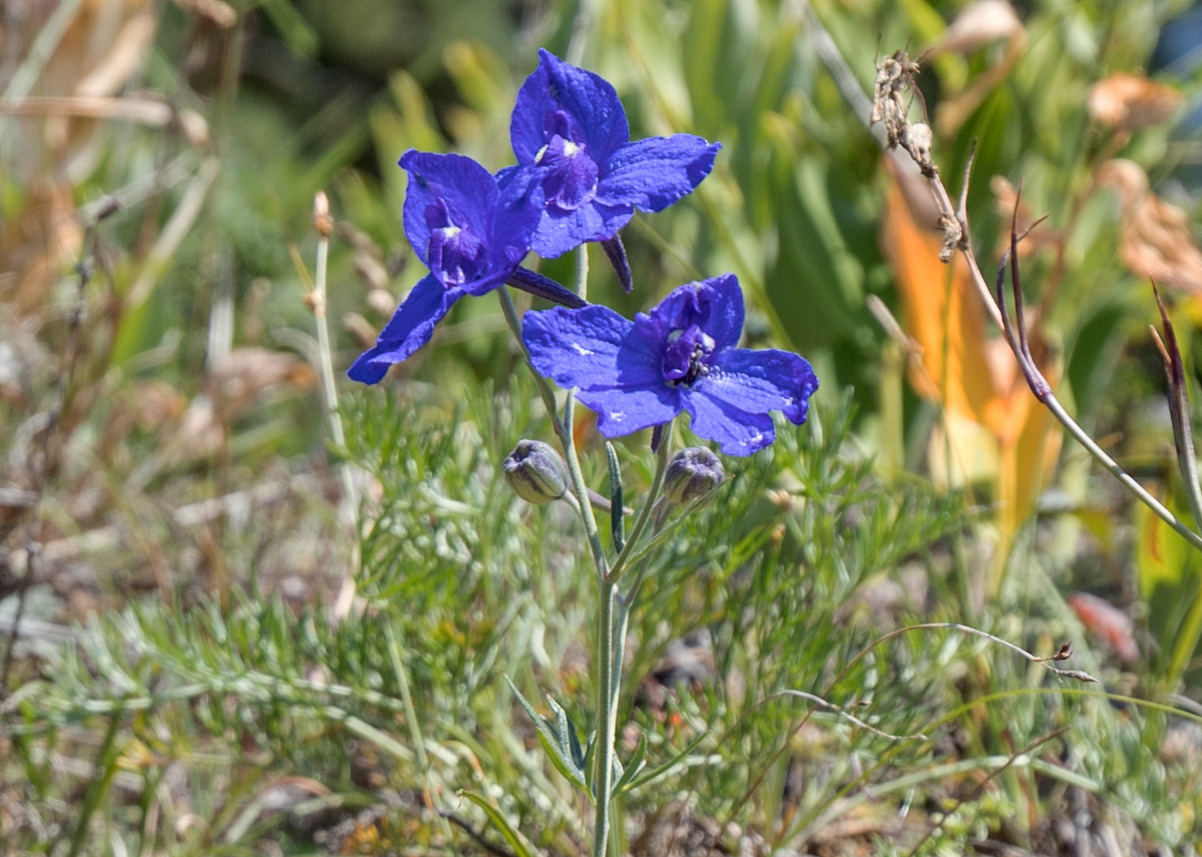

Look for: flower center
[534,110,598,212]
[424,202,489,287]
[662,325,716,387]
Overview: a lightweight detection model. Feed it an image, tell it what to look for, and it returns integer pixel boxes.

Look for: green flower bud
[504,440,569,504]
[663,447,724,506]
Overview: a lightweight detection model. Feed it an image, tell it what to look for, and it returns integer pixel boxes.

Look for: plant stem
[65,708,123,857]
[561,395,610,571]
[384,618,454,839]
[608,425,673,585]
[592,578,618,857]
[311,193,356,511]
[500,246,664,856]
[497,286,562,425]
[311,193,362,620]
[574,241,590,300]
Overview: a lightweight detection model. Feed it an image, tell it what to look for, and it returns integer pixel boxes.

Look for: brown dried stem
[871,49,1202,555]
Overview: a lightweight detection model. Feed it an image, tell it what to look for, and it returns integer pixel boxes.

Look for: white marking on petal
[610,411,625,422]
[441,225,461,240]
[563,141,581,157]
[570,342,594,356]
[535,144,549,164]
[742,431,765,449]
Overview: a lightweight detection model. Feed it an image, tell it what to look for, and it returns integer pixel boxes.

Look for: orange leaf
[880,158,1000,429]
[881,156,1061,557]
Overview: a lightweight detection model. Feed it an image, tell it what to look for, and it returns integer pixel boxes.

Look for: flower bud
[663,447,724,506]
[504,440,569,504]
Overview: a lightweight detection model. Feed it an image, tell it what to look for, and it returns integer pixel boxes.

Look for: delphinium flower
[501,49,722,290]
[349,150,582,384]
[522,273,818,455]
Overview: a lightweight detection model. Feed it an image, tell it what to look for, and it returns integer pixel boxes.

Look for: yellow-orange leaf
[881,156,1061,559]
[880,159,999,429]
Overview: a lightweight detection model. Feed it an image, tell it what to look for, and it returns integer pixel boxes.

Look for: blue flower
[522,274,818,455]
[349,150,581,384]
[500,49,722,264]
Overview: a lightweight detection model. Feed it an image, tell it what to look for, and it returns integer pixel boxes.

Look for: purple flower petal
[596,135,721,212]
[540,136,600,210]
[347,275,460,384]
[528,198,633,259]
[349,146,549,383]
[707,349,819,425]
[638,274,743,353]
[400,151,498,273]
[579,385,682,437]
[681,392,777,455]
[523,304,662,390]
[490,165,545,270]
[511,49,629,167]
[507,51,721,260]
[520,273,817,453]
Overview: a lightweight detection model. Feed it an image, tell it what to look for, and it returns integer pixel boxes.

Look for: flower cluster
[523,274,817,455]
[350,49,817,456]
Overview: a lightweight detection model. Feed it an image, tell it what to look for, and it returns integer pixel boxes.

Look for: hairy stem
[592,579,618,857]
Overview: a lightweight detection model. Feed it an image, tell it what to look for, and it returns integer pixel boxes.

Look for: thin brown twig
[440,811,519,857]
[1,207,115,694]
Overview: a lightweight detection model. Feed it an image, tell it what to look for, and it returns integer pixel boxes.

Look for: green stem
[607,423,673,585]
[574,243,590,300]
[497,286,562,426]
[592,579,618,857]
[384,618,450,837]
[956,189,1202,557]
[66,709,123,857]
[499,253,610,573]
[560,393,609,572]
[1040,393,1202,554]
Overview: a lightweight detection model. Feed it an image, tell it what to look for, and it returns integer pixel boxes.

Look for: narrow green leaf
[624,731,713,792]
[533,729,588,792]
[546,695,587,772]
[614,730,649,794]
[505,678,587,791]
[459,791,540,857]
[341,717,414,763]
[257,0,319,57]
[606,441,625,551]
